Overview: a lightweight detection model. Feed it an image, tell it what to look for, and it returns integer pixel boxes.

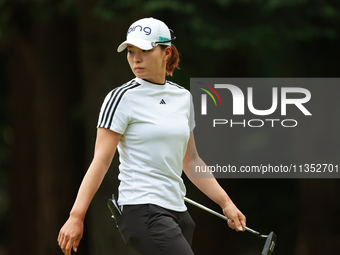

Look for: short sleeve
[97,90,131,134]
[189,93,196,131]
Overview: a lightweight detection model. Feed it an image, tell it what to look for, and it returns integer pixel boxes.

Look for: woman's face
[127,45,171,84]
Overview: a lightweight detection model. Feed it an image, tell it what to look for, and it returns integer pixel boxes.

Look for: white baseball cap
[117,17,173,52]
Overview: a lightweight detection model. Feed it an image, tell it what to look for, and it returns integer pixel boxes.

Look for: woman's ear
[164,46,172,61]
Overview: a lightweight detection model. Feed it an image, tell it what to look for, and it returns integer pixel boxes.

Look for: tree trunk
[9,33,39,255]
[9,16,85,255]
[77,1,139,254]
[294,86,340,255]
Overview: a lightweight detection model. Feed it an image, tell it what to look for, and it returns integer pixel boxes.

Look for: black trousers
[115,204,196,255]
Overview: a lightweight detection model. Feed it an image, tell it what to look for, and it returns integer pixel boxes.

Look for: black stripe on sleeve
[98,80,141,129]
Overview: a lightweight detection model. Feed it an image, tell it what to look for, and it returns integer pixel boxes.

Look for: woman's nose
[134,52,142,63]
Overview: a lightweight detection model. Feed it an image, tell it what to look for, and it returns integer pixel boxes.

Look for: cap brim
[117,38,154,52]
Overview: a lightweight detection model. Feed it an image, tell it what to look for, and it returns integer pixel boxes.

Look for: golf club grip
[184,197,258,235]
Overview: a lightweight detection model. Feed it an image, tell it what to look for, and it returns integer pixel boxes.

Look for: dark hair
[160,44,180,76]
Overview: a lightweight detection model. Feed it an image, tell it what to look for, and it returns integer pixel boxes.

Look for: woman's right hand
[57,128,121,254]
[57,215,84,254]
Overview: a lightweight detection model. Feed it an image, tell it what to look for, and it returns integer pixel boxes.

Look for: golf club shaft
[184,197,266,237]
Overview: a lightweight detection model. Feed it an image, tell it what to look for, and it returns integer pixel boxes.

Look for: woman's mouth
[134,67,144,72]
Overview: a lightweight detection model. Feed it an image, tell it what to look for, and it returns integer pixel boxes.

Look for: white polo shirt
[97,77,195,211]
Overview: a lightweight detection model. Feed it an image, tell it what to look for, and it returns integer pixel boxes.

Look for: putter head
[261,231,276,255]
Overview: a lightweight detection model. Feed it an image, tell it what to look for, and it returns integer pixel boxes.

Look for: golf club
[184,197,276,255]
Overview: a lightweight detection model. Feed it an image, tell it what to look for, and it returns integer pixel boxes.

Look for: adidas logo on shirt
[160,99,166,104]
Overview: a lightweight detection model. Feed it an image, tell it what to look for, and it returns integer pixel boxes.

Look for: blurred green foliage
[1,0,339,52]
[92,0,340,50]
[0,0,76,40]
[86,0,340,79]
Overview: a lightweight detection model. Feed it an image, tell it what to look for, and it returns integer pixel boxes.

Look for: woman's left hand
[222,202,246,232]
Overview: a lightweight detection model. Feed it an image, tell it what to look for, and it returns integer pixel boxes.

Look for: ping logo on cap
[127,25,152,36]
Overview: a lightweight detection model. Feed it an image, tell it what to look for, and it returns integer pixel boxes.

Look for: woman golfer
[58,17,246,255]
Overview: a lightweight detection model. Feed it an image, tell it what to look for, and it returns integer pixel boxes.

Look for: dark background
[0,0,340,255]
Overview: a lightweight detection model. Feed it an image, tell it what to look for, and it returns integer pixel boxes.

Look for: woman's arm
[58,128,121,255]
[183,131,246,231]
